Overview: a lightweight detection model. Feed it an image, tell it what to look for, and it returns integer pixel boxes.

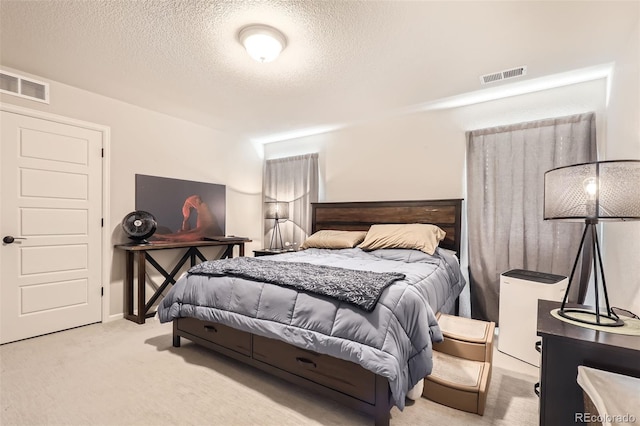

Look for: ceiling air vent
[0,70,49,103]
[480,66,527,85]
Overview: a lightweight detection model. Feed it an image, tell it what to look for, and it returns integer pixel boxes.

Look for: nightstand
[253,248,296,257]
[536,299,640,425]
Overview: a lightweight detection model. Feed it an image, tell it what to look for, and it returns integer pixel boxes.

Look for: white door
[0,110,103,344]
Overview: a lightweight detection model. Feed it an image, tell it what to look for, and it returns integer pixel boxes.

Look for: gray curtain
[466,113,597,323]
[263,153,319,249]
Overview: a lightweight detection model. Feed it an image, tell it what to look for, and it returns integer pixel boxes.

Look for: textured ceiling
[1,1,638,142]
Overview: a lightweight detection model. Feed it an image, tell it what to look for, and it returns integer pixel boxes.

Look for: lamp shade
[544,160,640,222]
[265,201,289,220]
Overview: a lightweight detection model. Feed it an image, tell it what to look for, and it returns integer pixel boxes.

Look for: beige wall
[265,80,608,201]
[602,16,640,314]
[0,67,264,318]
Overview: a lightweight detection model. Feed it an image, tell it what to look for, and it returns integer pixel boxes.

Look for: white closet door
[1,110,103,344]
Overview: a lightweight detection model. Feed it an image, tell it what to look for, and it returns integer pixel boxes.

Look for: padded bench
[423,313,495,415]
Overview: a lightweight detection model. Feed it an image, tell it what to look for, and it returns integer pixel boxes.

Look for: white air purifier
[498,269,568,367]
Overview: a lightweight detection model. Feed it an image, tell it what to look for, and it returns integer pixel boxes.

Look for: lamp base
[558,308,624,327]
[269,218,284,250]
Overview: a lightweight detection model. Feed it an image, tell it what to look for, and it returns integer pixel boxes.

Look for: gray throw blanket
[188,257,405,312]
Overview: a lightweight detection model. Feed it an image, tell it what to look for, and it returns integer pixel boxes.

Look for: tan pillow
[300,230,367,249]
[358,223,446,255]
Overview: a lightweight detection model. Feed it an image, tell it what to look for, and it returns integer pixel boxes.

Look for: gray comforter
[158,247,466,409]
[188,257,406,311]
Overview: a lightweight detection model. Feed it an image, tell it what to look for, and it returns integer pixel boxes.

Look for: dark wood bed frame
[172,199,463,425]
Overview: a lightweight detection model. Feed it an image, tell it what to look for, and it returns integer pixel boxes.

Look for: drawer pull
[295,357,317,369]
[534,382,540,397]
[204,325,218,333]
[535,341,542,353]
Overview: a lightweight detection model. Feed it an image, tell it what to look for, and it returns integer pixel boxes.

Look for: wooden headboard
[311,199,463,257]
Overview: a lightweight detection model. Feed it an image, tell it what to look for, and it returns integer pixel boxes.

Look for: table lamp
[544,160,640,327]
[265,201,289,250]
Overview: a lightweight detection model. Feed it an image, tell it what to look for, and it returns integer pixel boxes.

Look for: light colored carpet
[0,318,539,426]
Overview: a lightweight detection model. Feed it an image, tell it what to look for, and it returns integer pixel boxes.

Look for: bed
[158,199,464,425]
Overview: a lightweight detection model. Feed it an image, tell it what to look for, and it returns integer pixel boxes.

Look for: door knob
[3,236,26,244]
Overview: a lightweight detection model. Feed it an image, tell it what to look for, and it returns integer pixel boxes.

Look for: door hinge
[101,218,104,227]
[101,287,104,296]
[101,148,104,158]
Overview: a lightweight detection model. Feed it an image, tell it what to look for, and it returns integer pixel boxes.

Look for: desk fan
[121,210,157,243]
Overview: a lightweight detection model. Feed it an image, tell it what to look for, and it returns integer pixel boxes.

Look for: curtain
[466,113,597,323]
[263,153,319,249]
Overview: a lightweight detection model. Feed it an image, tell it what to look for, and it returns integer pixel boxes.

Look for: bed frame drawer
[252,334,376,404]
[177,318,251,356]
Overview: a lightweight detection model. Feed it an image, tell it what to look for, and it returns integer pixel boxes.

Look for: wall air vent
[0,70,49,103]
[480,66,527,85]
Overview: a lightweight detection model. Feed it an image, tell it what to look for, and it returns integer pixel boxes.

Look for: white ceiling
[1,1,638,143]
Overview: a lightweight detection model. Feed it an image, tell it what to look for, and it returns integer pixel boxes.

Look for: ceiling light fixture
[239,24,287,63]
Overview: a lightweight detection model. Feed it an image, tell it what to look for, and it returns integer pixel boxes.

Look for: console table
[536,299,640,425]
[116,238,251,324]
